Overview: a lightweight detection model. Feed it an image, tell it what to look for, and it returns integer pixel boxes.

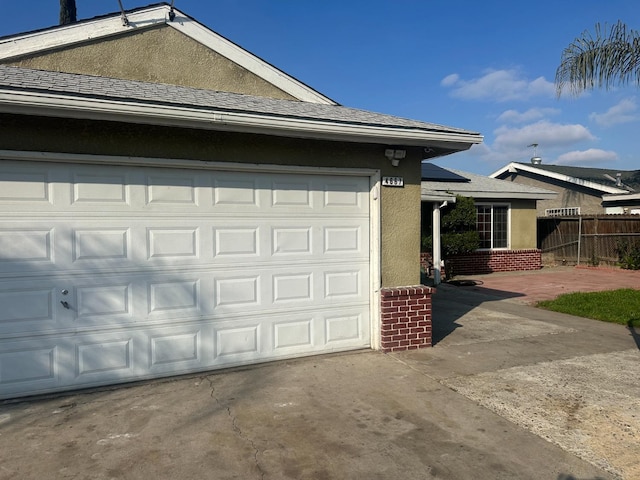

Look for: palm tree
[60,0,77,25]
[555,21,640,97]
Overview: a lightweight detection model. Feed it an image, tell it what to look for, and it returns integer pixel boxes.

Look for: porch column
[432,202,443,285]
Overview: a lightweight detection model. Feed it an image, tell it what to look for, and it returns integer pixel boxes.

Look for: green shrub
[616,239,640,270]
[441,231,481,257]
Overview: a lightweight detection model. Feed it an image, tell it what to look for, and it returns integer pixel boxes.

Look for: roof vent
[527,143,541,165]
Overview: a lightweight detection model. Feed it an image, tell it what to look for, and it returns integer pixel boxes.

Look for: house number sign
[382,176,404,187]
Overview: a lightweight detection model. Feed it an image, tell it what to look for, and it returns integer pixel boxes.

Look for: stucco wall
[509,199,538,249]
[4,26,297,100]
[0,113,423,288]
[500,173,604,215]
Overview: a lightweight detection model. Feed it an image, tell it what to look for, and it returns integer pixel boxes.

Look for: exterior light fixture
[384,148,406,167]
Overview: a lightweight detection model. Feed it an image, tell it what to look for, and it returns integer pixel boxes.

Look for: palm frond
[555,21,640,97]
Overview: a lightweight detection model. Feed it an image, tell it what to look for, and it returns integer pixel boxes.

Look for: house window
[476,204,509,249]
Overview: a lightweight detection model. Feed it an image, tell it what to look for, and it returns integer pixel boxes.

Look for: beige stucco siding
[501,173,604,215]
[0,113,422,287]
[508,199,538,249]
[4,26,297,100]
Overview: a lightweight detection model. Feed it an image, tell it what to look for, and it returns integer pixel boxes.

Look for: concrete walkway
[0,268,638,479]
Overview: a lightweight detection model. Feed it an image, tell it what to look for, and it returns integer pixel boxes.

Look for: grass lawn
[537,288,640,326]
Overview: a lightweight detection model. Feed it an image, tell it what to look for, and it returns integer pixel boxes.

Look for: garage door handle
[60,301,70,309]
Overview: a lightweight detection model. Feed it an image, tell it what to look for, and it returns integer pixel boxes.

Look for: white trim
[490,162,628,194]
[0,90,483,148]
[0,5,335,105]
[369,173,382,350]
[603,192,640,202]
[0,150,378,177]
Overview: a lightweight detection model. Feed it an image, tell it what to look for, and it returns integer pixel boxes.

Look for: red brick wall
[444,249,542,275]
[380,286,433,352]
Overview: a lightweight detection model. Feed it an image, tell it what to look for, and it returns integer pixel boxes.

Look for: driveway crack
[207,376,265,480]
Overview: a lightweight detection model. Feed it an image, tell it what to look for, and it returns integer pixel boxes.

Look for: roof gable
[0,3,336,105]
[490,162,632,194]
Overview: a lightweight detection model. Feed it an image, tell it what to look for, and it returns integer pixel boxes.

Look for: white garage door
[0,160,372,399]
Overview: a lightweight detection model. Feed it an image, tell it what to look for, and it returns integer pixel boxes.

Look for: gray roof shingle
[0,65,479,136]
[422,164,556,200]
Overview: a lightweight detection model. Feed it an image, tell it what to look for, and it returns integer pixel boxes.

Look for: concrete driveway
[1,268,638,479]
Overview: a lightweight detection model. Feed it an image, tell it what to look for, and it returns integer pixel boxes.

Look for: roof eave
[0,90,483,150]
[490,162,627,194]
[421,192,457,202]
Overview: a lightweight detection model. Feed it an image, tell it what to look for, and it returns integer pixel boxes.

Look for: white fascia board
[0,90,483,149]
[0,5,336,106]
[421,193,457,202]
[603,192,639,201]
[466,191,557,200]
[0,7,167,59]
[488,163,516,177]
[424,189,555,200]
[490,162,626,194]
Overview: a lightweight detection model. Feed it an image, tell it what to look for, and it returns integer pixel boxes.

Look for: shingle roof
[0,65,479,137]
[422,164,556,200]
[513,162,640,191]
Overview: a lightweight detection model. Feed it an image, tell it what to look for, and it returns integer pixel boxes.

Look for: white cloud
[589,97,638,127]
[492,121,595,150]
[556,149,618,165]
[497,107,561,124]
[440,69,555,102]
[466,121,603,169]
[440,73,459,87]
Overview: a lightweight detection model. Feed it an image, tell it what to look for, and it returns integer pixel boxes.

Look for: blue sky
[2,1,640,176]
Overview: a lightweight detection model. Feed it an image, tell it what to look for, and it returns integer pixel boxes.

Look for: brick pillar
[380,286,433,352]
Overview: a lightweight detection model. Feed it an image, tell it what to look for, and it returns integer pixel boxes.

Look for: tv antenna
[527,143,541,164]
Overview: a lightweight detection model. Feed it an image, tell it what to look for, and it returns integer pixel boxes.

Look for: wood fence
[537,215,640,266]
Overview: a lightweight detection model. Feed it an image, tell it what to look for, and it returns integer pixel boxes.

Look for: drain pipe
[432,200,447,285]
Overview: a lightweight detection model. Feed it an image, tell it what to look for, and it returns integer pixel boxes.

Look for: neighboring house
[491,161,640,216]
[0,4,482,399]
[421,163,556,277]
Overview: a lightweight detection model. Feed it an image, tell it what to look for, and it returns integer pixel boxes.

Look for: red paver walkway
[452,266,640,304]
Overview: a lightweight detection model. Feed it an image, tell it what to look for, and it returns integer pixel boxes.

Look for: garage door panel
[145,173,199,205]
[148,279,201,315]
[148,328,203,371]
[325,312,366,344]
[0,168,52,204]
[0,340,59,392]
[0,161,372,399]
[75,337,134,379]
[76,283,133,320]
[147,227,200,260]
[273,317,314,350]
[71,172,130,205]
[213,174,261,208]
[0,227,53,267]
[73,227,130,262]
[214,323,261,360]
[0,286,56,325]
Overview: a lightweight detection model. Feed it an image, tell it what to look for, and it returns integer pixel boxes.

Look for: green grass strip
[536,288,640,326]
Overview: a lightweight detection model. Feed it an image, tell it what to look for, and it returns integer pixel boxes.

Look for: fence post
[577,216,582,265]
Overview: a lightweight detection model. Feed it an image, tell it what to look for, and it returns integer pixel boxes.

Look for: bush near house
[616,239,640,270]
[422,195,480,277]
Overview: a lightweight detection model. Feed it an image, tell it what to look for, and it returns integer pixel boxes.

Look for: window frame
[475,202,511,250]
